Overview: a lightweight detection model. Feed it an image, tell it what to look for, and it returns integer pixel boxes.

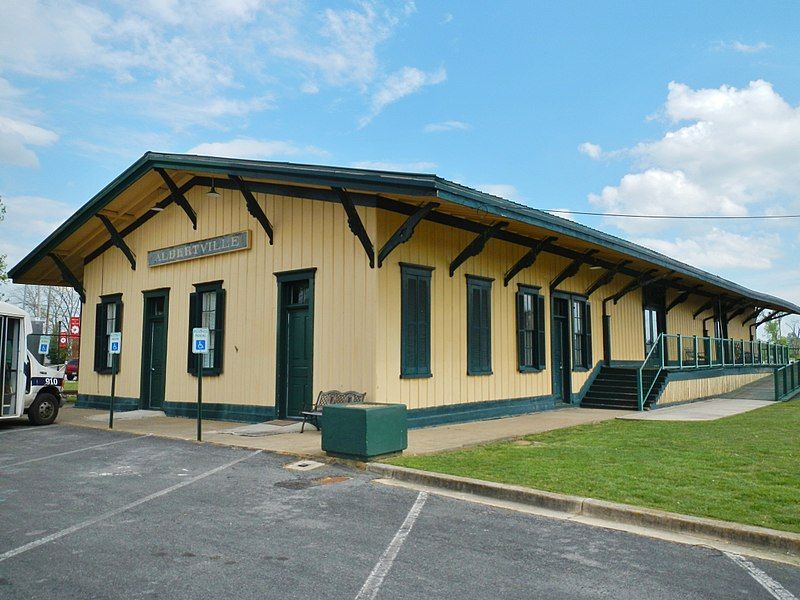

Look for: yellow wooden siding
[374,211,646,409]
[666,289,757,341]
[658,372,770,405]
[79,188,377,407]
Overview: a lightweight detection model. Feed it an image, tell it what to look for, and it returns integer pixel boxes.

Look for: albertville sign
[147,231,250,268]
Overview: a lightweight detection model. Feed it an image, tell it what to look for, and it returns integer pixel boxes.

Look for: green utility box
[321,403,408,460]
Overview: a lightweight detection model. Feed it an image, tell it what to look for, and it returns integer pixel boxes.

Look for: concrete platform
[619,377,779,421]
[619,398,774,421]
[55,404,625,458]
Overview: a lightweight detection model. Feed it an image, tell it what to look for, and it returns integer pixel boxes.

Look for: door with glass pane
[1,316,22,417]
[643,307,660,356]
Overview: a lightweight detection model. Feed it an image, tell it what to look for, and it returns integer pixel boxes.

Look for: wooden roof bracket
[230,175,274,244]
[584,259,631,296]
[503,236,557,287]
[449,221,508,277]
[549,249,599,292]
[754,311,788,329]
[96,214,136,270]
[48,253,86,303]
[377,202,440,267]
[605,269,660,305]
[741,307,763,326]
[334,187,375,268]
[665,285,702,314]
[156,168,197,230]
[692,297,717,319]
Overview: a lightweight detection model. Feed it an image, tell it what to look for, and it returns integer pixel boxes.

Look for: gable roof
[9,151,800,316]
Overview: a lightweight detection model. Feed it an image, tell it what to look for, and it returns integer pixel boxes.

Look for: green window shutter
[481,286,491,370]
[93,303,104,372]
[418,275,430,373]
[401,265,432,377]
[516,291,525,371]
[467,277,492,375]
[214,288,226,374]
[585,301,593,367]
[536,294,546,370]
[187,291,198,373]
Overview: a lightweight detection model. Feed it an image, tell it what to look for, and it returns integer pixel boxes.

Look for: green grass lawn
[63,380,78,395]
[389,400,800,533]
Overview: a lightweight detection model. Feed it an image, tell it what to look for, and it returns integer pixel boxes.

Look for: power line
[544,209,800,219]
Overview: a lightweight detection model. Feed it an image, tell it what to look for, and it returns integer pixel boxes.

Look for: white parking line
[0,449,262,563]
[355,491,428,600]
[0,426,51,436]
[0,435,151,469]
[726,552,798,600]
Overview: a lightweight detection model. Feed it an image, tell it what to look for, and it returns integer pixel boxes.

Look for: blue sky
[1,1,799,325]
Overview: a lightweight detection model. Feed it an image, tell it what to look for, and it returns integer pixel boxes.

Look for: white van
[1,301,64,425]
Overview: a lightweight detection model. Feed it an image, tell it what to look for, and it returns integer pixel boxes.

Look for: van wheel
[28,393,59,426]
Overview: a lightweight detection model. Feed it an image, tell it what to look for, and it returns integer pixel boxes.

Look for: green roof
[9,151,800,315]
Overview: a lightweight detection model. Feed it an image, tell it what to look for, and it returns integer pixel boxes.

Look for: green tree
[764,318,785,345]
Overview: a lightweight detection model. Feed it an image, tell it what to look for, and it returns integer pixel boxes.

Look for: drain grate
[284,459,325,472]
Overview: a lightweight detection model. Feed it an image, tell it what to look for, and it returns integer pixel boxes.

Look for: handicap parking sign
[192,328,210,354]
[38,336,50,355]
[109,332,122,354]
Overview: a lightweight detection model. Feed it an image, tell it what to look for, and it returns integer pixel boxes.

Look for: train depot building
[9,153,798,427]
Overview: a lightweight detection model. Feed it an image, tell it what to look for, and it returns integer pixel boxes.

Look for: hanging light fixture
[206,177,221,199]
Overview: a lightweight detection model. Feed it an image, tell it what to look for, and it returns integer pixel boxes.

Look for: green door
[277,276,314,419]
[141,292,168,410]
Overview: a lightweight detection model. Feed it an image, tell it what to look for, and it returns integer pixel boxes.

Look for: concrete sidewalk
[620,377,779,422]
[618,398,773,421]
[54,404,624,458]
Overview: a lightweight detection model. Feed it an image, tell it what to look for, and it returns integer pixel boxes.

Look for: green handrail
[636,334,664,411]
[774,361,800,401]
[636,333,789,411]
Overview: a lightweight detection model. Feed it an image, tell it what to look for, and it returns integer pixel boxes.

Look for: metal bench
[301,390,366,432]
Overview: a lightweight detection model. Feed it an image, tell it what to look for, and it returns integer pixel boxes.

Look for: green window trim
[93,294,123,375]
[188,281,226,377]
[467,275,493,376]
[401,264,433,378]
[571,297,592,370]
[517,285,546,372]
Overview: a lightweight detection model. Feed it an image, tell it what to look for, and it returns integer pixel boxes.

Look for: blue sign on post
[109,332,122,354]
[38,336,50,356]
[192,328,210,354]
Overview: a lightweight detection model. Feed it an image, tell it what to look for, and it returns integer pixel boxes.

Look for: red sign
[59,333,68,349]
[69,316,81,337]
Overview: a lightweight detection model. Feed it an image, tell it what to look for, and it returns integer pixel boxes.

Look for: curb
[367,463,800,556]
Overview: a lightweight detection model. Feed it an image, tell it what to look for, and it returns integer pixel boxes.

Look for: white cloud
[424,120,471,133]
[266,2,399,87]
[476,184,520,201]
[0,115,58,167]
[589,169,746,234]
[584,79,800,297]
[635,229,781,271]
[0,195,75,265]
[588,80,800,230]
[351,160,437,172]
[578,142,603,159]
[187,138,329,160]
[442,13,454,24]
[360,66,447,127]
[713,40,771,53]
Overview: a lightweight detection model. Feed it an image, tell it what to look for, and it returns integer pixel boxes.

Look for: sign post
[38,335,50,359]
[192,327,210,441]
[108,332,122,429]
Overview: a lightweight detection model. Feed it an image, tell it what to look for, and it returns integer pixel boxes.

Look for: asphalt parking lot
[1,422,799,599]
